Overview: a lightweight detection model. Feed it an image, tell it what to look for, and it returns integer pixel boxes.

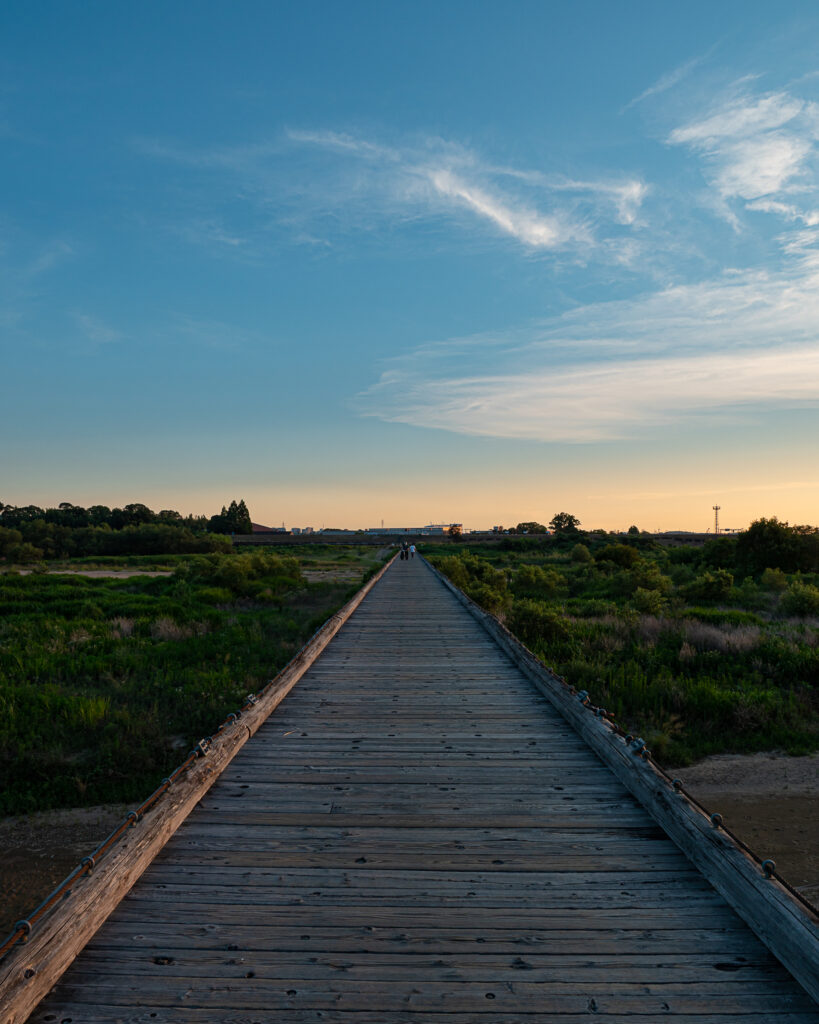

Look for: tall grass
[0,549,385,815]
[428,544,819,764]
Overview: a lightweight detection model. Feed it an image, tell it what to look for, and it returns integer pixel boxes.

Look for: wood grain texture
[19,557,819,1022]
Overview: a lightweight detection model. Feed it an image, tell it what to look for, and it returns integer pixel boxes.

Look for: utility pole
[712,505,721,536]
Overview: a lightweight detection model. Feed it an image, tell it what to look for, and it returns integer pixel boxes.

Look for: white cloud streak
[363,345,819,442]
[287,130,643,252]
[669,87,819,205]
[622,54,707,111]
[359,247,819,442]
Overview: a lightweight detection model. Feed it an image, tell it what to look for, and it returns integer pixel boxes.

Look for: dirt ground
[671,751,819,906]
[0,804,128,940]
[1,754,817,943]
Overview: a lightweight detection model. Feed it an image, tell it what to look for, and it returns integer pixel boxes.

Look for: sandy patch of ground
[0,804,128,939]
[672,752,819,906]
[302,569,366,583]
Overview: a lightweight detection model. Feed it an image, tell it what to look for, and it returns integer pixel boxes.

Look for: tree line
[499,514,819,577]
[0,499,253,562]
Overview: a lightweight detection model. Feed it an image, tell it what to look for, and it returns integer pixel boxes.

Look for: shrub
[683,607,764,626]
[465,582,506,615]
[781,581,819,617]
[761,567,788,592]
[632,563,672,594]
[596,544,641,568]
[512,564,566,599]
[681,569,734,602]
[509,599,569,646]
[633,587,666,615]
[570,543,593,563]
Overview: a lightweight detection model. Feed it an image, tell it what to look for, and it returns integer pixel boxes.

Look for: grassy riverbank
[424,538,819,765]
[0,546,386,815]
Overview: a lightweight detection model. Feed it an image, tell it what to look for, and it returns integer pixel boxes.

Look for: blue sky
[3,1,819,530]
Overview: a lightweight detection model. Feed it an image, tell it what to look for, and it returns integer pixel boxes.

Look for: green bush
[681,569,734,602]
[596,544,641,568]
[781,581,819,617]
[570,543,593,563]
[465,582,506,615]
[512,564,566,599]
[633,587,666,615]
[509,599,569,646]
[761,567,788,592]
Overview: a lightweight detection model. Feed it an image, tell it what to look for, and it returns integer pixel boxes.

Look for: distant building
[251,523,287,534]
[365,523,462,536]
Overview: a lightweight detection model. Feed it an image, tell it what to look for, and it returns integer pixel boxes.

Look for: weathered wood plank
[27,1007,819,1024]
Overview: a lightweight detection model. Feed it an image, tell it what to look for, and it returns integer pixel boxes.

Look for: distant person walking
[400,540,409,561]
[409,544,416,559]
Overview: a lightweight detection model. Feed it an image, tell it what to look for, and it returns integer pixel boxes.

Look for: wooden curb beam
[0,555,395,1024]
[423,555,819,1007]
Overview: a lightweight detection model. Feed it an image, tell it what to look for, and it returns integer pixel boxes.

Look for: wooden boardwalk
[31,558,819,1022]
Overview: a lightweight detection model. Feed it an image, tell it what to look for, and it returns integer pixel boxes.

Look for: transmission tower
[712,505,721,536]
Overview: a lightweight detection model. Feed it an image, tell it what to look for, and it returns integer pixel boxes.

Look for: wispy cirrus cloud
[137,128,647,258]
[622,53,709,112]
[287,130,645,253]
[73,312,121,345]
[363,345,819,442]
[668,85,819,210]
[358,239,819,442]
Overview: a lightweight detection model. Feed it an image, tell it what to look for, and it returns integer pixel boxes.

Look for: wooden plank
[34,976,818,1014]
[26,1008,819,1024]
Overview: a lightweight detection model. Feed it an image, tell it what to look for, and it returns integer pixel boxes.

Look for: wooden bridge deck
[31,558,818,1022]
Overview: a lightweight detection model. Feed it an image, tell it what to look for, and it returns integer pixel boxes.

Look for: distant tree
[87,505,113,526]
[627,525,640,536]
[735,517,818,575]
[511,522,547,535]
[157,509,183,524]
[448,524,463,541]
[549,512,581,534]
[209,499,252,534]
[235,499,252,533]
[122,503,155,525]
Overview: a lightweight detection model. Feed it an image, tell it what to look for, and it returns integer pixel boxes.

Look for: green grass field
[0,546,386,815]
[423,538,819,765]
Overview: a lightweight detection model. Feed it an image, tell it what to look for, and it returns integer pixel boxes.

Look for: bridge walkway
[32,557,818,1021]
